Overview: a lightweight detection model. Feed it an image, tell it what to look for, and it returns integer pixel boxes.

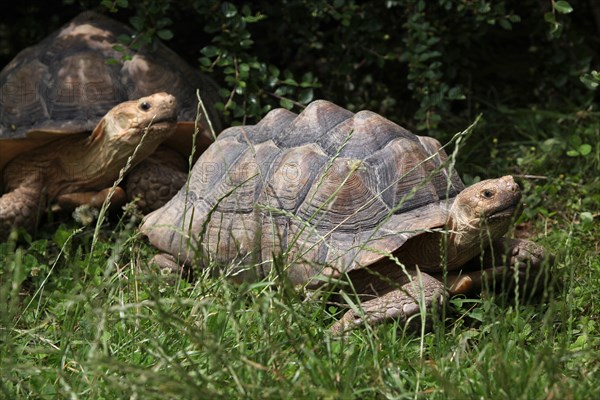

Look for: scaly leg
[0,177,45,240]
[331,271,445,334]
[445,238,552,297]
[125,145,188,213]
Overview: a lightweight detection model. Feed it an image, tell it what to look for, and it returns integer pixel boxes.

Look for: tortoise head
[90,92,178,151]
[449,175,521,241]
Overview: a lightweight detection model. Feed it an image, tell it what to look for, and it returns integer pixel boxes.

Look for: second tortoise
[0,11,222,216]
[0,93,178,240]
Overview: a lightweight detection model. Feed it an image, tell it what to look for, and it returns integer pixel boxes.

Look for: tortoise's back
[142,100,464,284]
[0,11,221,140]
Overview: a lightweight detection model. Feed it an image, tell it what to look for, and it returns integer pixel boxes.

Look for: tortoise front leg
[55,186,127,212]
[0,177,46,240]
[125,145,188,213]
[446,238,552,297]
[331,271,445,334]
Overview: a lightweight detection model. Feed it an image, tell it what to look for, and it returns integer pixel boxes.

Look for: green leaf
[282,78,298,86]
[199,57,212,67]
[298,88,314,104]
[580,72,600,90]
[568,135,582,147]
[301,71,315,83]
[157,29,174,40]
[578,144,592,156]
[157,17,173,29]
[202,46,219,57]
[544,12,556,24]
[468,308,483,322]
[280,98,294,109]
[218,88,231,99]
[240,39,254,48]
[541,138,559,152]
[566,149,580,157]
[233,106,245,118]
[499,19,512,30]
[268,65,280,78]
[554,1,573,14]
[129,16,143,31]
[221,2,238,18]
[117,34,132,44]
[246,14,267,23]
[101,0,115,11]
[580,211,594,224]
[116,0,128,7]
[448,86,465,100]
[52,227,71,249]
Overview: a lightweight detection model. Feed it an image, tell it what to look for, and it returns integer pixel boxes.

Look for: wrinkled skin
[0,92,177,239]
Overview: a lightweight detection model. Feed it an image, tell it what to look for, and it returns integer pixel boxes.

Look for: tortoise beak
[487,203,520,220]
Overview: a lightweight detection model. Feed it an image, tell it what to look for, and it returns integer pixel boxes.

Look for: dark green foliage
[193,1,320,123]
[2,1,597,137]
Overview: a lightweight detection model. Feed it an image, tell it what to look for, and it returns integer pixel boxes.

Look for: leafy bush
[4,1,597,137]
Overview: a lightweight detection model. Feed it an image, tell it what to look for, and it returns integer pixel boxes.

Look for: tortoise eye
[139,101,151,111]
[482,189,494,199]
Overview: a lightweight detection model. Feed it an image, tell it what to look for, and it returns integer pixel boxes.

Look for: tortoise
[140,100,549,333]
[0,92,177,240]
[0,11,222,218]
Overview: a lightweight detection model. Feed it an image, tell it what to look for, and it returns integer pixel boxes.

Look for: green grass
[0,186,598,399]
[1,107,599,399]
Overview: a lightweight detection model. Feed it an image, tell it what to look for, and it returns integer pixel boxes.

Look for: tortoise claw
[447,275,474,296]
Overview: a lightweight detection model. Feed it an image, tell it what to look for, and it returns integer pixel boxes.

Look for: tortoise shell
[0,11,221,171]
[141,100,465,285]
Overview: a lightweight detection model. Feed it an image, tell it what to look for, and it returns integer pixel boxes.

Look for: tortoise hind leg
[125,145,188,213]
[0,177,45,240]
[331,271,445,334]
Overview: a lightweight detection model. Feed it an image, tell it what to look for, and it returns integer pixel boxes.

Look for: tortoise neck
[447,215,495,268]
[47,133,134,198]
[67,135,120,182]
